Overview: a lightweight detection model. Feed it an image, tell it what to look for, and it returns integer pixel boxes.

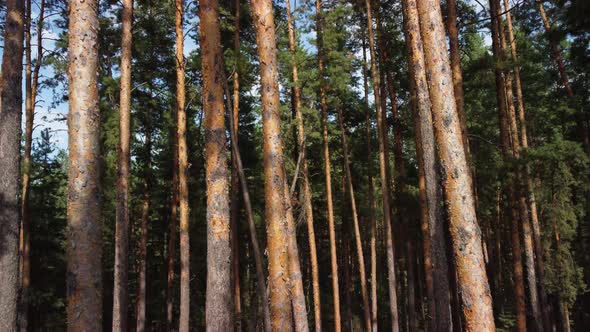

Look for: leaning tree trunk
[316,0,342,330]
[400,0,452,328]
[250,0,305,328]
[113,1,133,330]
[0,0,24,330]
[337,106,372,332]
[222,68,272,332]
[231,0,243,329]
[20,0,45,330]
[175,1,190,331]
[65,0,103,330]
[503,1,550,328]
[414,0,495,329]
[537,0,590,157]
[363,0,400,330]
[284,0,322,329]
[199,0,234,329]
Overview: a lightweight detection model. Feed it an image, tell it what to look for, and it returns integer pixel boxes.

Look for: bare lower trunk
[363,1,400,330]
[65,1,102,329]
[250,0,301,328]
[0,0,24,330]
[406,240,417,332]
[136,139,151,332]
[175,1,190,331]
[315,0,342,330]
[415,0,495,329]
[166,133,178,332]
[337,106,372,331]
[113,1,133,330]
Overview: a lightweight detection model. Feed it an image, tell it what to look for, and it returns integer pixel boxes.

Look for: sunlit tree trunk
[0,0,25,330]
[415,0,495,329]
[250,0,302,328]
[231,0,243,329]
[284,0,321,329]
[363,1,400,330]
[337,105,372,331]
[175,1,190,330]
[315,0,342,330]
[400,0,452,329]
[113,1,133,330]
[199,0,234,329]
[65,1,102,330]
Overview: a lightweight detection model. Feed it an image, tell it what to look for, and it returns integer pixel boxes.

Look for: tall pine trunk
[113,1,133,330]
[400,0,452,328]
[175,1,190,330]
[315,0,342,329]
[363,0,400,329]
[0,0,24,330]
[65,1,102,329]
[250,0,302,328]
[284,0,322,329]
[231,0,243,329]
[199,0,234,329]
[415,0,495,329]
[20,1,45,330]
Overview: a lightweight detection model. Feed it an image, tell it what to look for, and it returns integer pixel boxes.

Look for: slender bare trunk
[250,0,301,328]
[223,72,272,332]
[284,1,321,329]
[363,1,400,330]
[315,0,342,330]
[231,0,243,329]
[336,106,372,331]
[175,1,190,330]
[0,0,24,330]
[20,0,45,329]
[406,240,416,332]
[65,1,102,329]
[113,1,133,330]
[166,132,178,332]
[415,0,495,329]
[136,118,151,332]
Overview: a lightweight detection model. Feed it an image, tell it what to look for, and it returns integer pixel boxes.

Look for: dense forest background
[0,0,589,330]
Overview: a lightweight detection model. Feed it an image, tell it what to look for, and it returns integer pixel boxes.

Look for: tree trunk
[337,106,372,332]
[19,0,45,330]
[537,1,590,157]
[136,117,151,332]
[400,0,453,328]
[0,0,24,330]
[284,0,322,329]
[231,0,243,329]
[360,28,378,332]
[250,0,299,328]
[113,1,133,330]
[199,0,234,329]
[363,1,400,330]
[414,0,495,329]
[65,1,102,330]
[315,0,342,330]
[166,130,178,332]
[175,1,190,331]
[223,70,272,332]
[406,240,416,332]
[488,0,526,329]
